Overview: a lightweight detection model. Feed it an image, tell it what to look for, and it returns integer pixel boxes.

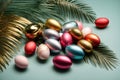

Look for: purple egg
[53,55,72,69]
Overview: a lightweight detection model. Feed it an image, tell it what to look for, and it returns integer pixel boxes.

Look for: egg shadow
[95,26,109,30]
[24,52,35,57]
[14,65,27,72]
[36,57,48,64]
[52,66,71,73]
[72,59,84,64]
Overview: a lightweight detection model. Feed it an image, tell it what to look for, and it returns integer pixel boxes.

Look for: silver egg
[65,45,85,60]
[62,21,78,32]
[45,39,62,53]
[43,29,60,40]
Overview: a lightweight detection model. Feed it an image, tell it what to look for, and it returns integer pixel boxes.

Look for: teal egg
[65,45,85,60]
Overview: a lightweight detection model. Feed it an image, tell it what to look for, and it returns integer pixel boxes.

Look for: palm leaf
[0,15,31,71]
[46,0,96,23]
[83,43,118,70]
[5,0,62,23]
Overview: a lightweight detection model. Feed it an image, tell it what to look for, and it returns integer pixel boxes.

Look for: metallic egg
[62,21,78,32]
[65,45,85,60]
[75,21,83,30]
[45,39,62,53]
[37,44,50,60]
[60,32,73,48]
[69,28,83,40]
[53,55,72,69]
[84,33,101,47]
[82,27,92,37]
[77,39,93,53]
[43,29,60,40]
[45,18,62,31]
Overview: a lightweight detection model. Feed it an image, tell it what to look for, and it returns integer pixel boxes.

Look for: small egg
[37,44,50,60]
[75,20,83,30]
[77,39,93,53]
[60,32,73,47]
[95,17,109,29]
[53,55,72,69]
[69,28,83,40]
[14,55,28,69]
[45,39,62,53]
[65,45,85,60]
[45,18,62,31]
[62,21,78,32]
[82,27,92,37]
[84,33,101,47]
[24,41,36,55]
[43,29,60,40]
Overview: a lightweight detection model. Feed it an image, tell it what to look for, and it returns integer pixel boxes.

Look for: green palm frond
[5,0,62,23]
[0,15,31,71]
[46,0,96,23]
[84,43,118,70]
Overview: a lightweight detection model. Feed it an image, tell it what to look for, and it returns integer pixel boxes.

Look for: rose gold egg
[69,28,83,40]
[37,44,50,60]
[84,33,101,47]
[45,18,62,31]
[75,20,83,30]
[77,39,93,53]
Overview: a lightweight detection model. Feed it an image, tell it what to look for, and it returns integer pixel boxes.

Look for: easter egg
[62,21,78,32]
[77,39,93,53]
[82,27,92,37]
[45,18,62,31]
[24,41,36,55]
[69,28,83,40]
[84,33,101,47]
[75,21,83,30]
[60,32,73,47]
[25,23,43,39]
[53,55,72,69]
[65,45,85,60]
[95,17,109,29]
[15,55,28,69]
[43,29,60,40]
[45,39,62,53]
[37,44,50,60]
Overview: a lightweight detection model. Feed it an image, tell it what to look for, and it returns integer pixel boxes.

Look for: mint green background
[0,0,120,80]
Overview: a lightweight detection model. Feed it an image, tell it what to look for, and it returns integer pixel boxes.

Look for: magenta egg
[53,55,72,69]
[60,32,73,47]
[75,20,83,30]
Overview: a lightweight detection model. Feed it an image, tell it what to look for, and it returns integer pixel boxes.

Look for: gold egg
[69,28,83,40]
[45,18,62,31]
[25,23,43,39]
[77,39,93,53]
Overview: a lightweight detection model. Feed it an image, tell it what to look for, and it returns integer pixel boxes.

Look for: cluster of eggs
[14,17,109,69]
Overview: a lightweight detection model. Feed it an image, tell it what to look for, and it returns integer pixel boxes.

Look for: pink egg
[60,32,73,48]
[37,44,50,60]
[75,20,83,30]
[15,55,28,69]
[82,27,92,37]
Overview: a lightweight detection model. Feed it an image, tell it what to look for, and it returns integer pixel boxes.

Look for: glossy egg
[69,28,83,40]
[45,18,62,31]
[24,41,36,55]
[75,21,83,30]
[25,23,43,39]
[77,39,93,53]
[43,29,60,40]
[65,45,85,60]
[95,17,109,29]
[60,32,73,47]
[84,33,101,47]
[37,44,50,60]
[15,55,28,69]
[53,55,72,69]
[62,21,78,32]
[45,39,62,53]
[82,27,92,37]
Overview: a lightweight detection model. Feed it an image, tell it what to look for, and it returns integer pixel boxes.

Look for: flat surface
[0,0,120,80]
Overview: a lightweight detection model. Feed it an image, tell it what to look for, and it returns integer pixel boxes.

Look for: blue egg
[65,45,85,60]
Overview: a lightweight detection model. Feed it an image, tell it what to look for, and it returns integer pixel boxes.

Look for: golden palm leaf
[0,15,31,71]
